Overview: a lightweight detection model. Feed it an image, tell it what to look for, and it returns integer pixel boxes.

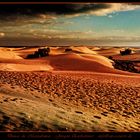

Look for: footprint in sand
[11,98,18,101]
[122,114,130,118]
[49,99,53,102]
[108,129,116,132]
[93,115,101,119]
[19,99,27,103]
[110,108,117,113]
[135,122,140,125]
[3,98,9,102]
[101,112,108,117]
[34,95,40,98]
[91,120,98,124]
[111,121,118,125]
[135,122,140,127]
[3,97,19,102]
[107,125,116,131]
[75,111,83,114]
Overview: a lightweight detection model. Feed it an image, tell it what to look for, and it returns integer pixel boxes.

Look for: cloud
[87,3,140,16]
[0,3,139,30]
[112,29,124,33]
[0,3,139,21]
[94,35,140,42]
[0,15,57,28]
[0,3,139,43]
[43,29,94,38]
[37,14,57,20]
[108,15,113,18]
[19,28,95,39]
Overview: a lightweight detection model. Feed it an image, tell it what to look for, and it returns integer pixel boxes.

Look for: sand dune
[50,46,97,55]
[95,47,138,57]
[0,47,138,75]
[95,47,123,56]
[71,46,97,54]
[49,47,66,55]
[0,49,22,59]
[81,54,113,68]
[132,48,140,54]
[89,46,101,51]
[0,46,140,132]
[15,47,67,58]
[14,47,39,59]
[45,53,136,75]
[47,53,114,72]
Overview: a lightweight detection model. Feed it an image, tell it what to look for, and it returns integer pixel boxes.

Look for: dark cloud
[0,4,111,14]
[0,4,111,20]
[0,3,138,22]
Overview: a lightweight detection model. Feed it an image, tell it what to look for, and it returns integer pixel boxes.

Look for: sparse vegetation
[120,48,132,55]
[65,48,72,52]
[26,47,50,59]
[113,60,140,73]
[108,56,113,60]
[108,49,140,73]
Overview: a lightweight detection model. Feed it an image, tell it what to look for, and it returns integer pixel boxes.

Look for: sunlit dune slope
[71,46,97,54]
[0,49,22,59]
[49,47,66,55]
[81,54,113,68]
[0,63,53,71]
[0,47,53,71]
[13,47,39,59]
[95,47,123,56]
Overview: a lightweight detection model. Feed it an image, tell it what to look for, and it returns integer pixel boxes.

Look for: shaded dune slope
[46,53,137,75]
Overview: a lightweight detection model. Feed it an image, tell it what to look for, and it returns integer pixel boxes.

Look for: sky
[0,3,140,46]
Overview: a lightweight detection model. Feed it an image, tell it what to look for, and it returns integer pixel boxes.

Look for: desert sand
[0,46,140,132]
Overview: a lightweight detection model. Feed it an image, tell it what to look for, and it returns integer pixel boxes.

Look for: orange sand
[0,46,140,131]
